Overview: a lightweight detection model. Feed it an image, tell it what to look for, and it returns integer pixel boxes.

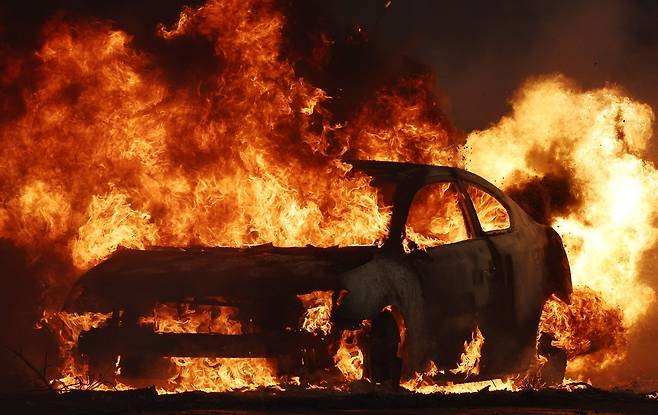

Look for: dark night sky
[329,0,658,133]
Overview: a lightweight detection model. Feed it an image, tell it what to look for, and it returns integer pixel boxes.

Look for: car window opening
[404,182,471,251]
[466,185,511,233]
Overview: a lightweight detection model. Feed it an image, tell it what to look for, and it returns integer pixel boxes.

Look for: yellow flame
[297,291,333,336]
[466,76,657,375]
[333,328,366,381]
[160,357,280,393]
[450,326,485,377]
[139,303,242,334]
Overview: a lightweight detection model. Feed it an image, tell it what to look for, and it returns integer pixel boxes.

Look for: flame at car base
[2,0,656,394]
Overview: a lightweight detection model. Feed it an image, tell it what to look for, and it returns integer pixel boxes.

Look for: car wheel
[367,310,402,386]
[536,332,567,386]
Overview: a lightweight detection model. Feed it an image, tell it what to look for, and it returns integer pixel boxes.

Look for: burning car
[63,160,572,389]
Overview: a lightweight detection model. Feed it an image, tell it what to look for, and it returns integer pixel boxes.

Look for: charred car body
[65,160,572,387]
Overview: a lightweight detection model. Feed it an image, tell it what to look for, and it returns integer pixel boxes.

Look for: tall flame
[0,0,392,274]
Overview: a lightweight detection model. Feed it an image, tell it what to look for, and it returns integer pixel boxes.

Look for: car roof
[347,159,455,180]
[347,159,522,222]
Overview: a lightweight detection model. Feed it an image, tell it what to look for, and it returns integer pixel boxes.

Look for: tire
[536,332,567,386]
[367,311,402,386]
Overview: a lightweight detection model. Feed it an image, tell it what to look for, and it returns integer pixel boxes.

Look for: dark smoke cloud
[506,173,579,226]
[280,0,458,133]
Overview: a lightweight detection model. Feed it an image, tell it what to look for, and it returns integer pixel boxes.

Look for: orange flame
[39,312,115,390]
[466,185,510,232]
[450,326,485,377]
[297,291,334,336]
[139,303,242,335]
[333,326,367,382]
[539,289,625,366]
[160,357,280,393]
[466,76,657,377]
[404,182,469,251]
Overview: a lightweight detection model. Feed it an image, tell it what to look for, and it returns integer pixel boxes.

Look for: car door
[462,182,515,320]
[405,180,495,367]
[462,180,540,372]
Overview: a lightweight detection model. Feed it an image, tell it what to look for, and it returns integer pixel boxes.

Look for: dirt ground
[2,385,657,415]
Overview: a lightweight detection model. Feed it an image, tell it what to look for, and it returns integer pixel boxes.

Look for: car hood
[64,244,377,312]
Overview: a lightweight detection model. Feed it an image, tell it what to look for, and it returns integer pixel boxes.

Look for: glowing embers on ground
[403,369,516,395]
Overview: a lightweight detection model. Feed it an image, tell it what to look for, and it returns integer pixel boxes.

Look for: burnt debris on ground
[3,386,658,415]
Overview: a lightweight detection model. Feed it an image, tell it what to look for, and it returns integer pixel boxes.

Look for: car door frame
[401,172,499,369]
[456,177,517,324]
[457,174,531,373]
